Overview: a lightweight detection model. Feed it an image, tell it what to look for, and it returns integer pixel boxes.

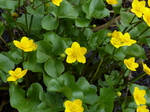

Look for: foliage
[0,0,150,112]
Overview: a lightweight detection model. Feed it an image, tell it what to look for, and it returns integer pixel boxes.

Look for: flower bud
[117,91,122,97]
[60,53,66,60]
[12,81,18,85]
[107,32,112,38]
[92,24,96,28]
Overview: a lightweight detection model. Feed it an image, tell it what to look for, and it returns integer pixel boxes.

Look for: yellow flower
[52,0,63,6]
[131,0,146,18]
[64,99,84,112]
[65,42,87,63]
[13,36,37,52]
[7,67,28,81]
[124,57,139,71]
[133,87,146,105]
[136,105,149,112]
[143,8,150,26]
[142,63,150,75]
[106,0,118,5]
[110,31,136,48]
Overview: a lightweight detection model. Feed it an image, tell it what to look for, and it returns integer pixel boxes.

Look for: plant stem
[0,37,10,50]
[121,73,146,88]
[90,58,103,83]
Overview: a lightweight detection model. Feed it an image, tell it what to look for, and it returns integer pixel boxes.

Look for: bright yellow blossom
[142,63,150,75]
[143,8,150,27]
[52,0,63,6]
[13,36,37,52]
[65,42,87,63]
[110,31,136,48]
[106,0,118,5]
[133,87,146,105]
[136,105,149,112]
[124,57,139,71]
[64,99,84,112]
[131,0,146,18]
[7,67,28,81]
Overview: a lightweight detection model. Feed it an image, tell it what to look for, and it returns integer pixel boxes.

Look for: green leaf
[52,1,78,19]
[37,92,64,112]
[10,83,43,112]
[88,29,109,50]
[120,12,138,27]
[36,40,52,63]
[42,15,58,30]
[43,32,68,56]
[82,0,109,19]
[90,88,115,112]
[47,73,84,99]
[124,44,146,58]
[44,58,64,77]
[0,54,14,73]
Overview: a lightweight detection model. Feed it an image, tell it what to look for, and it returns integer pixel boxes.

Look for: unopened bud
[107,32,112,38]
[117,92,122,97]
[92,24,96,28]
[60,53,66,60]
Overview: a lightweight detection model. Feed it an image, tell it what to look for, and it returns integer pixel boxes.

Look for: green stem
[90,58,103,83]
[28,15,33,36]
[121,73,146,88]
[0,37,10,50]
[104,14,116,29]
[80,50,97,76]
[122,15,136,33]
[138,26,149,38]
[126,20,143,33]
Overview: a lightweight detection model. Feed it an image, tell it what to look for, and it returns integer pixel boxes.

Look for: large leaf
[9,83,43,112]
[42,15,58,30]
[44,58,64,77]
[0,54,14,73]
[47,73,84,99]
[90,88,115,112]
[82,0,109,19]
[58,1,78,18]
[43,32,68,56]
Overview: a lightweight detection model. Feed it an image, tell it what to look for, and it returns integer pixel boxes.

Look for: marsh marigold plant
[124,57,139,71]
[7,67,28,81]
[64,99,84,112]
[133,87,146,105]
[65,42,87,64]
[13,36,37,52]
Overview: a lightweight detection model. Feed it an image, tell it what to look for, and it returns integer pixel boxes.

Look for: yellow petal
[13,40,21,49]
[66,55,76,63]
[77,55,86,63]
[71,42,80,49]
[65,48,73,55]
[18,69,28,78]
[79,47,87,55]
[73,99,82,106]
[52,0,63,6]
[7,76,17,81]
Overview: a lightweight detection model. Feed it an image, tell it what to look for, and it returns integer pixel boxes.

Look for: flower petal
[65,48,73,55]
[71,42,80,49]
[66,55,76,63]
[77,55,86,63]
[7,76,17,81]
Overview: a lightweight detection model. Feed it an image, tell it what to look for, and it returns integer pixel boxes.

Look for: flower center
[69,104,78,112]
